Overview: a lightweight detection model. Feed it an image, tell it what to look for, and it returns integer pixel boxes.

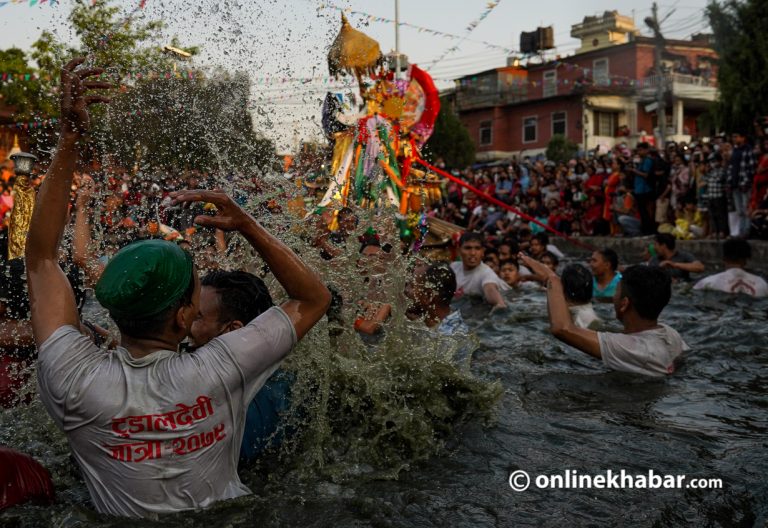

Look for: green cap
[95,239,194,319]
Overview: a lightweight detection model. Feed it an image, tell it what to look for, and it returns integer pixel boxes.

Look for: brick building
[454,11,718,161]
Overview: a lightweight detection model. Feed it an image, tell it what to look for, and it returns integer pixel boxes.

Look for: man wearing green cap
[24,58,331,518]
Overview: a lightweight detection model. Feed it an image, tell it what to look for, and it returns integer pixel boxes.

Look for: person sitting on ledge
[693,239,768,297]
[26,58,330,519]
[520,254,689,377]
[649,233,705,281]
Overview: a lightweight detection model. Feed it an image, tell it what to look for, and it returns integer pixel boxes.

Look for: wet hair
[619,265,671,320]
[596,248,619,271]
[655,233,676,251]
[561,264,593,304]
[722,239,751,263]
[338,207,359,225]
[459,231,484,246]
[541,251,559,267]
[499,258,519,270]
[532,232,550,246]
[201,270,274,324]
[114,266,197,339]
[424,264,457,305]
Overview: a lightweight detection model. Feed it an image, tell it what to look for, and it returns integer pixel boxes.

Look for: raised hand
[519,252,556,280]
[76,173,96,204]
[168,189,251,232]
[59,57,112,136]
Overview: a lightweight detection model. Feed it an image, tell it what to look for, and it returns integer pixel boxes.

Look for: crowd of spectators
[430,133,768,244]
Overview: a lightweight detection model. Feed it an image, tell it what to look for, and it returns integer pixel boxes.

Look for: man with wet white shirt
[694,239,768,298]
[520,254,688,377]
[25,58,330,518]
[450,232,509,309]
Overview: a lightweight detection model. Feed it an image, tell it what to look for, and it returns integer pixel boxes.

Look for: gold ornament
[7,175,35,260]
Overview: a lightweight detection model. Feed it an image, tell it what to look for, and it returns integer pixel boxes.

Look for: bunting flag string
[0,0,58,7]
[0,117,58,129]
[0,67,676,90]
[318,1,513,55]
[428,1,502,68]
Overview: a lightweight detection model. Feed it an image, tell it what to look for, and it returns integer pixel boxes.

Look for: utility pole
[394,0,401,79]
[646,3,667,149]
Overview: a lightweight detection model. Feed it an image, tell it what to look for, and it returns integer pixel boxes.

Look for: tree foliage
[545,134,579,163]
[102,71,275,172]
[706,0,768,132]
[1,0,274,170]
[423,105,476,169]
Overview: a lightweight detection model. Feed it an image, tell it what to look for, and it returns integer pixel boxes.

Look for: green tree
[102,71,275,171]
[424,105,475,168]
[1,0,275,169]
[545,134,579,163]
[706,0,768,132]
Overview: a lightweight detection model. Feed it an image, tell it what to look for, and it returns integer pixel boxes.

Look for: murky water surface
[2,280,767,527]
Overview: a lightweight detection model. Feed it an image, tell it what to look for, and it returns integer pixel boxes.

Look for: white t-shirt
[693,268,768,298]
[598,324,689,377]
[569,303,602,330]
[450,261,510,299]
[37,306,296,518]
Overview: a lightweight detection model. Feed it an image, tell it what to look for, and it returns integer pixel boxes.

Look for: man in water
[188,270,294,464]
[450,232,508,309]
[406,262,468,335]
[25,58,331,518]
[649,233,705,281]
[561,264,602,330]
[520,254,688,377]
[590,248,622,301]
[694,239,768,297]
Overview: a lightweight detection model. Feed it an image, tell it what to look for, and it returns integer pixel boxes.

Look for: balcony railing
[639,73,717,89]
[456,89,528,111]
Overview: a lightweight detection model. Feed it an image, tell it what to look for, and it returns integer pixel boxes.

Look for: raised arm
[169,190,331,340]
[519,254,601,358]
[25,58,111,344]
[72,173,105,287]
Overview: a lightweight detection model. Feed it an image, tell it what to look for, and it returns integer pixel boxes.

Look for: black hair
[541,251,560,267]
[655,233,676,251]
[596,248,619,271]
[532,232,550,246]
[561,264,593,304]
[499,258,519,270]
[459,231,484,246]
[620,265,671,320]
[637,142,650,150]
[114,265,197,339]
[201,270,274,324]
[424,264,457,305]
[723,238,751,262]
[498,239,520,254]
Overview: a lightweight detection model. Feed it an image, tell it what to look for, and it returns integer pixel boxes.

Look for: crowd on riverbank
[430,135,768,242]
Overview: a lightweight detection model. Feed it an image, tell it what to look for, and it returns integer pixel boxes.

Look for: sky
[0,0,713,150]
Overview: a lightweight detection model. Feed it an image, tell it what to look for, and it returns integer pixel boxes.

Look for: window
[552,112,567,137]
[593,111,618,137]
[543,70,557,97]
[523,116,538,143]
[593,58,609,86]
[479,120,493,146]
